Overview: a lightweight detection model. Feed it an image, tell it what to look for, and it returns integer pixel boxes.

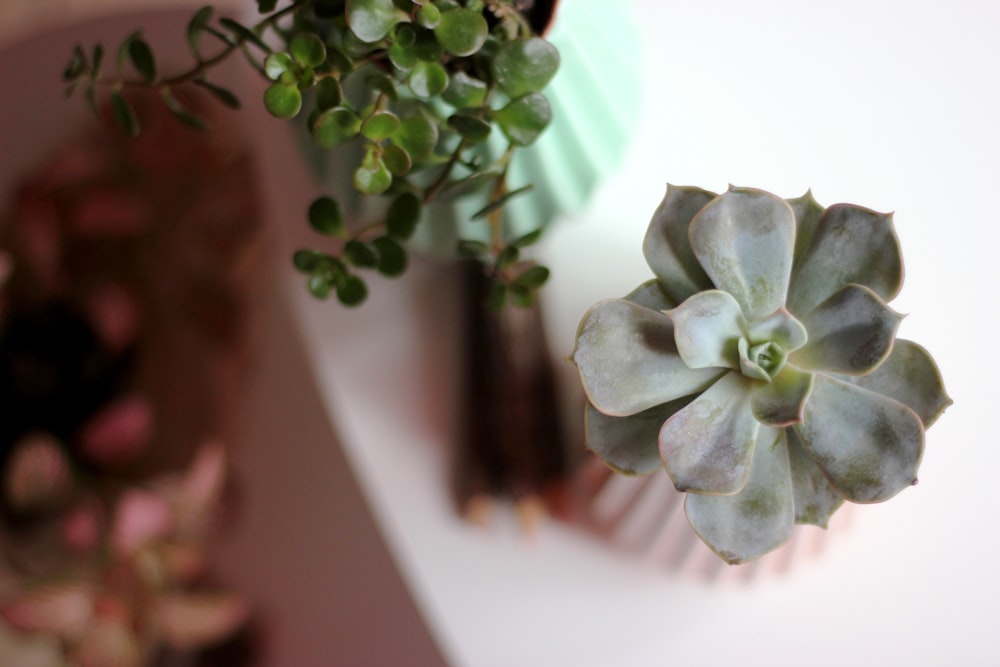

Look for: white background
[2,1,998,665]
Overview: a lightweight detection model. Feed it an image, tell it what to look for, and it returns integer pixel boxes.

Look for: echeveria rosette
[573,185,951,564]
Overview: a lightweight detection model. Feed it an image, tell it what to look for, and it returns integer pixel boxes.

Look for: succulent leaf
[573,299,723,416]
[750,364,814,427]
[623,279,677,311]
[641,184,715,303]
[787,189,825,264]
[796,375,924,503]
[585,398,692,476]
[745,307,807,352]
[786,428,844,527]
[788,204,903,316]
[667,289,746,369]
[659,372,759,495]
[793,283,903,375]
[684,426,793,564]
[842,338,952,427]
[689,187,796,319]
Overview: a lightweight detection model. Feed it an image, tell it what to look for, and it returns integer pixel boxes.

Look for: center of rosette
[738,337,787,382]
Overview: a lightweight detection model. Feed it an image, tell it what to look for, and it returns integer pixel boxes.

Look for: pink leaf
[0,582,94,641]
[111,490,173,556]
[79,395,154,466]
[3,433,71,511]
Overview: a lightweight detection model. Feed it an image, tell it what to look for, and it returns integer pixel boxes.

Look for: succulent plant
[572,185,951,564]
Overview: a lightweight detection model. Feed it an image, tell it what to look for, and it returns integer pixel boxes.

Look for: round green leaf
[353,161,392,195]
[308,273,332,299]
[391,115,438,160]
[494,92,551,146]
[373,236,407,276]
[347,0,402,43]
[294,249,324,273]
[434,8,487,57]
[362,111,401,140]
[408,61,448,98]
[442,71,487,108]
[412,28,444,61]
[337,274,368,306]
[344,240,378,267]
[491,37,559,98]
[386,192,421,239]
[308,196,345,236]
[312,107,361,147]
[365,72,398,99]
[497,245,519,268]
[388,43,418,70]
[382,144,412,175]
[315,77,343,111]
[264,83,302,118]
[510,284,536,307]
[416,3,441,28]
[291,32,327,67]
[447,113,491,143]
[488,282,507,309]
[393,24,417,47]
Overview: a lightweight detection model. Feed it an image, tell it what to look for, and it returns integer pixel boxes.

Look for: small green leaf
[514,264,549,289]
[160,87,208,130]
[365,72,398,100]
[91,44,104,77]
[434,8,488,56]
[442,71,487,108]
[491,37,559,98]
[128,37,157,82]
[263,83,302,118]
[488,282,507,309]
[337,274,368,306]
[312,107,360,146]
[408,61,448,98]
[110,92,140,137]
[308,273,332,299]
[219,17,271,52]
[382,144,412,175]
[346,0,402,43]
[510,284,536,307]
[373,236,407,276]
[187,6,214,56]
[315,77,343,111]
[496,245,519,268]
[471,184,533,219]
[64,45,86,80]
[264,52,293,80]
[344,240,378,267]
[257,0,278,12]
[117,30,140,70]
[362,111,401,140]
[353,161,392,195]
[388,43,418,70]
[386,193,421,239]
[416,3,441,28]
[308,196,345,236]
[293,249,325,272]
[393,24,416,47]
[512,228,542,248]
[456,239,489,258]
[447,113,490,143]
[391,115,437,160]
[494,92,551,146]
[412,28,444,61]
[194,78,241,109]
[291,32,327,67]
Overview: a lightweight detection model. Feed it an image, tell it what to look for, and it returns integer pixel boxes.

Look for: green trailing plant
[62,0,560,307]
[573,185,951,564]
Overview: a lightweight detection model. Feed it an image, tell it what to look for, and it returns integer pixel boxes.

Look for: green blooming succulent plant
[572,185,951,564]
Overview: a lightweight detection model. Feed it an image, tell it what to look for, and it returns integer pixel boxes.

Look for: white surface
[279,1,999,666]
[2,1,996,665]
